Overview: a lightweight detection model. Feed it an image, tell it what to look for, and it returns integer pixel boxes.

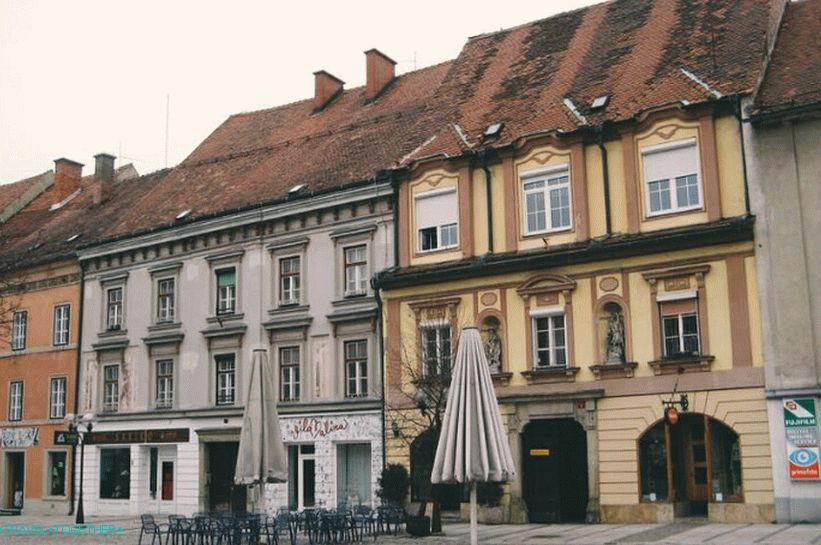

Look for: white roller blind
[642,139,698,182]
[415,188,457,229]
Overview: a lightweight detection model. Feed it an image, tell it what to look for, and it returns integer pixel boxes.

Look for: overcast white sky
[0,0,598,184]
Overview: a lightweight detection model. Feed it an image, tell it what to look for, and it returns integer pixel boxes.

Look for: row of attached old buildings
[1,0,819,524]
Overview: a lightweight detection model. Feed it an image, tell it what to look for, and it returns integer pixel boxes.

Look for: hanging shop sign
[783,398,820,480]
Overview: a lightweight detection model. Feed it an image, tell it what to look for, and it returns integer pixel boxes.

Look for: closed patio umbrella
[235,349,288,503]
[431,327,515,545]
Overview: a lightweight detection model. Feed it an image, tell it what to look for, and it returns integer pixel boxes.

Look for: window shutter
[643,140,698,182]
[415,189,457,229]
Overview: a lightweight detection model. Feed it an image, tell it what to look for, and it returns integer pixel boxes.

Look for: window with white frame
[216,268,237,315]
[156,278,175,323]
[421,324,452,377]
[345,340,368,398]
[102,364,119,412]
[522,166,572,234]
[49,377,67,419]
[279,346,301,402]
[215,354,236,405]
[532,312,568,368]
[106,287,123,330]
[642,138,701,216]
[9,381,23,421]
[344,245,368,296]
[156,359,174,409]
[11,311,27,350]
[659,293,701,357]
[279,257,301,305]
[416,188,458,252]
[53,304,70,346]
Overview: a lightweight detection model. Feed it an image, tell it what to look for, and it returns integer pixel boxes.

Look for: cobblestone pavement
[2,516,820,545]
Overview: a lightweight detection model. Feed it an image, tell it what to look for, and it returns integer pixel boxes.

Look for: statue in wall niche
[484,327,502,373]
[606,310,625,364]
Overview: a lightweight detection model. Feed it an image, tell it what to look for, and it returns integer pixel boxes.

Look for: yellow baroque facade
[377,106,774,523]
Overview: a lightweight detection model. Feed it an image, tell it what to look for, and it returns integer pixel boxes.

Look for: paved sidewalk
[1,516,820,545]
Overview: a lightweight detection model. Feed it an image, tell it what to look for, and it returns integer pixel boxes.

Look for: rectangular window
[522,168,572,234]
[416,188,458,252]
[47,451,67,496]
[156,359,174,409]
[53,304,70,346]
[215,354,236,405]
[106,287,123,330]
[344,246,368,296]
[421,325,452,377]
[157,278,175,323]
[660,297,700,357]
[9,381,23,421]
[216,268,236,315]
[336,443,372,506]
[11,311,27,350]
[533,314,567,367]
[49,377,67,419]
[642,139,701,215]
[103,364,119,412]
[99,448,130,499]
[280,346,301,402]
[345,340,368,398]
[279,257,301,305]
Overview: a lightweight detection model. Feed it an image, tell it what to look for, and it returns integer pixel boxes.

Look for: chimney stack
[313,70,344,112]
[365,49,396,102]
[53,158,84,205]
[92,153,116,205]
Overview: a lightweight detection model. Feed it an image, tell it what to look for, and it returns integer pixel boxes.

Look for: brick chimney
[313,70,344,112]
[52,158,84,205]
[365,49,396,102]
[92,153,116,205]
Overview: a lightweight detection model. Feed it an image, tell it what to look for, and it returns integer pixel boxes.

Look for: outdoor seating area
[138,506,406,545]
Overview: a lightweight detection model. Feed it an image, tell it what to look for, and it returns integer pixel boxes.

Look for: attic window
[289,184,306,194]
[175,209,191,220]
[483,123,504,138]
[590,95,610,110]
[66,234,80,243]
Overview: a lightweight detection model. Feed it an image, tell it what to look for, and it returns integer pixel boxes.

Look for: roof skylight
[175,209,191,220]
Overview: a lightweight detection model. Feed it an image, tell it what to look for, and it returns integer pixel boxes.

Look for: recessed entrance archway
[521,418,588,523]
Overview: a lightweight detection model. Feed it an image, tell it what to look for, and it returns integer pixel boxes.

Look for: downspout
[596,124,613,235]
[387,172,400,267]
[480,148,494,253]
[69,261,86,515]
[372,280,387,472]
[735,95,752,215]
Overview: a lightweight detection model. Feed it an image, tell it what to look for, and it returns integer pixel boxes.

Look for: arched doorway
[639,413,743,517]
[521,418,588,523]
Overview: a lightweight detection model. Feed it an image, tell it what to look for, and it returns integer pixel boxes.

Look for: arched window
[639,414,742,509]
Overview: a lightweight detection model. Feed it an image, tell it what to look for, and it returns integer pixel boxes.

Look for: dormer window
[415,188,458,252]
[641,138,701,216]
[521,165,572,235]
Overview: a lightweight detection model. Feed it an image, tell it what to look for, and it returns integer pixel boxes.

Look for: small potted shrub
[377,463,410,507]
[477,481,508,524]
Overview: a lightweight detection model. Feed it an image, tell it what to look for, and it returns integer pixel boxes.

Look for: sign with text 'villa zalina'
[783,398,820,480]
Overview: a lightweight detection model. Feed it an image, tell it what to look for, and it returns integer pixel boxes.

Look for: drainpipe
[372,280,388,473]
[596,124,613,236]
[735,95,752,215]
[382,170,400,267]
[479,148,494,253]
[69,262,86,515]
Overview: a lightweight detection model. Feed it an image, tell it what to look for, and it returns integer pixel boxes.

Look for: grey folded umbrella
[235,349,288,490]
[431,327,515,545]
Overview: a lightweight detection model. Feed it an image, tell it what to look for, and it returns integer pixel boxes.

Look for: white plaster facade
[77,184,393,516]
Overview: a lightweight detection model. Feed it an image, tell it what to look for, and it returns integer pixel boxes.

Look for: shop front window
[100,448,131,499]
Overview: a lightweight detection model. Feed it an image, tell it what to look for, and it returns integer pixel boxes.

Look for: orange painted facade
[0,260,79,515]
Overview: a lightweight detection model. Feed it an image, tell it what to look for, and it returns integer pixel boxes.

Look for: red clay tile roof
[0,168,167,272]
[753,0,821,116]
[0,171,51,217]
[404,0,775,161]
[102,61,452,239]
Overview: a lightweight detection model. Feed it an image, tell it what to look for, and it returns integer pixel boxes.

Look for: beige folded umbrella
[235,349,288,496]
[431,327,515,545]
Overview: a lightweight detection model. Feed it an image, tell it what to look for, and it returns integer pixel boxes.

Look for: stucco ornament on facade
[1,427,39,448]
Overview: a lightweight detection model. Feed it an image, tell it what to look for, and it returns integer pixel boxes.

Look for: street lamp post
[65,413,95,524]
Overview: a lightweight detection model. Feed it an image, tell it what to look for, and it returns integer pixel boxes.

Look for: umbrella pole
[470,481,478,545]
